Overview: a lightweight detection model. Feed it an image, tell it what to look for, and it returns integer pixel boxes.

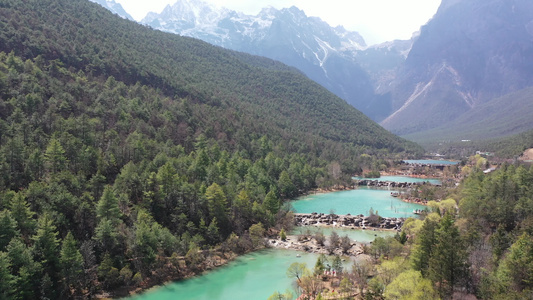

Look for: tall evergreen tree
[0,252,15,300]
[60,232,84,296]
[96,186,121,224]
[0,209,19,251]
[205,183,229,234]
[93,218,119,253]
[9,192,35,238]
[133,211,158,273]
[44,137,67,174]
[6,237,41,300]
[278,170,297,199]
[32,213,60,297]
[206,217,220,244]
[429,214,468,298]
[263,189,280,216]
[497,233,533,293]
[411,215,440,276]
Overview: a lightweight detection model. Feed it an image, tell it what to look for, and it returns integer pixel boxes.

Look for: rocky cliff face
[383,0,533,135]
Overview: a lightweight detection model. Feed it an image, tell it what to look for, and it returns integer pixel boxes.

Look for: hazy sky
[115,0,441,45]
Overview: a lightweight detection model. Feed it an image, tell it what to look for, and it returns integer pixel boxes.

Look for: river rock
[294,213,405,230]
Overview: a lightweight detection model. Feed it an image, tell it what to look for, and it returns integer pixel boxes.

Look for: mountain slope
[383,0,533,136]
[1,0,418,152]
[140,0,390,120]
[404,86,533,145]
[0,0,422,297]
[486,129,533,158]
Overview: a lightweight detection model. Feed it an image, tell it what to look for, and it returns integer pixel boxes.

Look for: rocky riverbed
[267,234,365,256]
[355,179,433,188]
[294,213,405,230]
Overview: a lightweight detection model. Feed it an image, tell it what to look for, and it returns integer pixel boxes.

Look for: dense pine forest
[483,130,533,158]
[424,130,533,161]
[0,0,422,298]
[363,163,533,299]
[275,161,533,300]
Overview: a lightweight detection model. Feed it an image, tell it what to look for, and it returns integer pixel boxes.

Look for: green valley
[0,0,421,298]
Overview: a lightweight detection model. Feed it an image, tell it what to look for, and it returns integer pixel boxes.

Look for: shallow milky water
[290,187,425,218]
[124,234,393,300]
[124,249,355,300]
[291,226,396,243]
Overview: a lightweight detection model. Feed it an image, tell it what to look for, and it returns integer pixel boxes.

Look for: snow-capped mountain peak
[143,0,230,29]
[89,0,134,20]
[94,0,414,121]
[142,1,366,52]
[137,0,401,120]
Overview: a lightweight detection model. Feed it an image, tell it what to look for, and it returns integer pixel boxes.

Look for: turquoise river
[124,187,424,300]
[291,187,425,218]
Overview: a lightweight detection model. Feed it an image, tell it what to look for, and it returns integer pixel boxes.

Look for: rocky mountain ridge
[88,0,133,20]
[93,0,533,144]
[141,0,408,120]
[384,0,533,137]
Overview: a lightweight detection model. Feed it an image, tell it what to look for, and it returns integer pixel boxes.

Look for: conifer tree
[207,217,220,244]
[429,214,468,298]
[205,183,229,233]
[32,213,60,297]
[0,209,19,251]
[9,192,35,238]
[279,228,287,241]
[6,237,41,300]
[44,137,67,174]
[93,218,118,253]
[96,186,121,224]
[0,252,15,300]
[497,233,533,293]
[60,232,84,295]
[263,189,280,216]
[278,170,296,199]
[411,216,439,276]
[133,211,158,272]
[314,254,325,276]
[98,253,119,289]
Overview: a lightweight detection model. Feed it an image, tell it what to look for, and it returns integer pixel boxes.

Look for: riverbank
[401,197,428,206]
[96,250,241,299]
[302,185,357,196]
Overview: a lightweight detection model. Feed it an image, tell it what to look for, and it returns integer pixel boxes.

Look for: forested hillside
[0,0,421,298]
[412,125,533,159]
[404,86,533,147]
[484,129,533,158]
[456,165,533,298]
[345,163,533,300]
